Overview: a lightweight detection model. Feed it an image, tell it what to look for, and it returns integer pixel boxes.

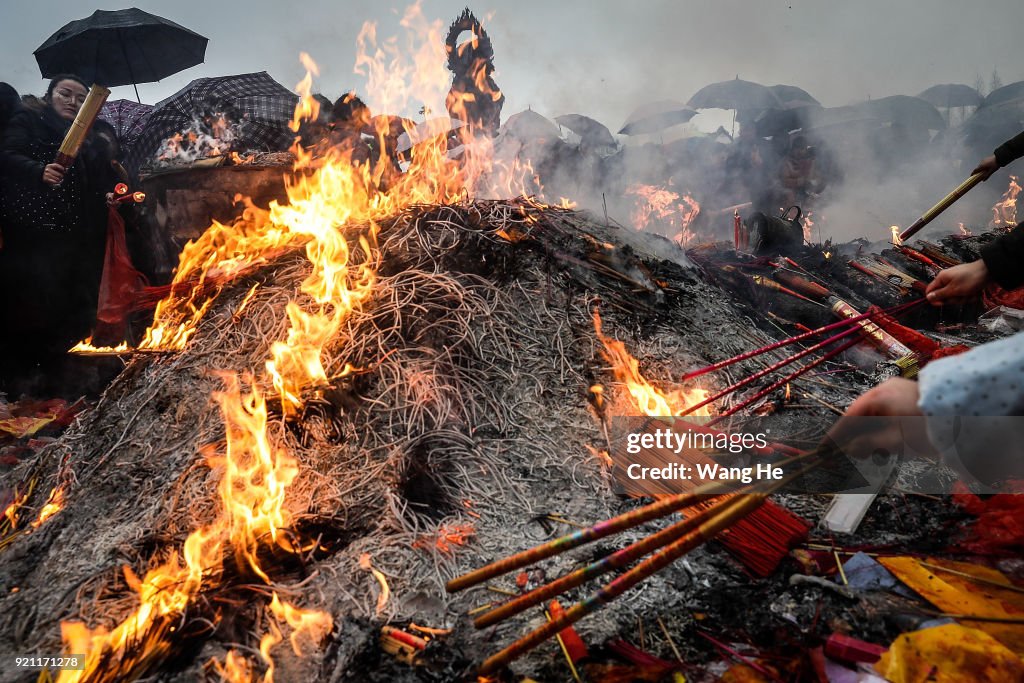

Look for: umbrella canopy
[753,102,822,137]
[799,106,882,136]
[618,100,698,135]
[917,84,983,108]
[962,98,1024,149]
[98,98,153,144]
[687,78,781,111]
[125,71,298,173]
[768,84,820,107]
[34,8,207,88]
[982,80,1024,108]
[554,114,616,147]
[500,110,560,141]
[854,95,946,130]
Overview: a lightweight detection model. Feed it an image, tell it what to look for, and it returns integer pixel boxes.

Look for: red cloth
[93,207,147,343]
[951,480,1024,554]
[982,281,1024,311]
[867,305,969,363]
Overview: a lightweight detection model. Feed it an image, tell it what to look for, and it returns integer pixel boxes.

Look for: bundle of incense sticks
[448,447,831,674]
[614,415,809,577]
[682,298,925,383]
[55,84,110,169]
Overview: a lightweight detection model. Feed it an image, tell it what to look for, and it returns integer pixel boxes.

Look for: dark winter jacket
[979,130,1024,289]
[994,129,1024,168]
[0,104,114,239]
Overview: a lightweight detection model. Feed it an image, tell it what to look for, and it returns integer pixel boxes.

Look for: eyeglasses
[54,89,87,105]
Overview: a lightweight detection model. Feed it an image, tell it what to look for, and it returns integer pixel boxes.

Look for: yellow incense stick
[55,84,110,167]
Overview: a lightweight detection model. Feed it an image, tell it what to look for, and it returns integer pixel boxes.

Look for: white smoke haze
[5,0,1021,240]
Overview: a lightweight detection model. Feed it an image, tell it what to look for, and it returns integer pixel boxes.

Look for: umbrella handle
[899,172,984,241]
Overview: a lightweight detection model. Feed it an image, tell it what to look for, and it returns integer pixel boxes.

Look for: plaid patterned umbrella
[99,99,154,144]
[126,71,299,174]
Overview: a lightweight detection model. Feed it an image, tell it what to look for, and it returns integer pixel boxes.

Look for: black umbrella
[854,95,946,130]
[982,80,1024,108]
[917,84,983,108]
[799,106,882,136]
[618,100,698,135]
[554,114,616,147]
[34,8,207,100]
[768,84,820,107]
[687,78,781,111]
[754,102,822,137]
[962,99,1024,150]
[125,71,298,175]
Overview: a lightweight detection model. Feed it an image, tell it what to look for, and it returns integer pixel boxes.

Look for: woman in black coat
[0,74,118,392]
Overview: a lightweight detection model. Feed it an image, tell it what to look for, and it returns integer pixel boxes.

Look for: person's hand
[971,154,1000,181]
[925,260,989,306]
[826,377,936,462]
[42,163,65,186]
[843,377,922,418]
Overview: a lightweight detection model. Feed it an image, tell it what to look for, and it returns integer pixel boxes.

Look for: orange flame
[31,486,65,528]
[358,553,391,615]
[802,211,815,242]
[268,592,334,657]
[890,225,903,246]
[68,337,132,355]
[57,8,545,679]
[210,650,254,682]
[626,183,700,245]
[593,312,710,416]
[990,175,1020,229]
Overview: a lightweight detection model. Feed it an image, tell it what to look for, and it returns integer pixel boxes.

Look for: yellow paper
[879,556,1024,654]
[876,623,1024,682]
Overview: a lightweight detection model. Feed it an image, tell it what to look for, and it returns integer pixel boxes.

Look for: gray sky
[3,0,1022,133]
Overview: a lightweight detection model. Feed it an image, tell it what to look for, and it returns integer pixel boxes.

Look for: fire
[626,183,701,245]
[31,486,65,528]
[138,6,534,357]
[593,312,710,417]
[413,522,476,554]
[157,113,239,164]
[627,183,677,231]
[68,337,131,354]
[677,193,701,245]
[990,175,1020,229]
[959,222,972,237]
[56,375,331,681]
[56,7,548,680]
[802,211,814,243]
[358,553,391,615]
[210,650,253,682]
[890,225,902,246]
[268,592,334,657]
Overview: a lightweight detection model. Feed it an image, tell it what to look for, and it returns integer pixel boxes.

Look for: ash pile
[0,191,997,682]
